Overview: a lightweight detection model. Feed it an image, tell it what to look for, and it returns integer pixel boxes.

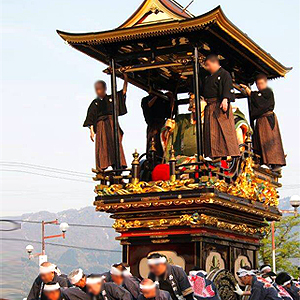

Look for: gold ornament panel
[95,157,279,210]
[214,157,279,206]
[112,213,267,235]
[96,179,200,196]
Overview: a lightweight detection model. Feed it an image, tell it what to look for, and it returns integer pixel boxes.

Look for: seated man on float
[161,94,250,165]
[161,93,205,163]
[147,253,194,300]
[138,279,171,300]
[85,274,132,300]
[101,263,140,300]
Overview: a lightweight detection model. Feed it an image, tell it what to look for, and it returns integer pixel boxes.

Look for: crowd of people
[27,254,300,300]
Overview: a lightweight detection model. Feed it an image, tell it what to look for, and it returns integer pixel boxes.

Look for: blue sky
[1,0,299,216]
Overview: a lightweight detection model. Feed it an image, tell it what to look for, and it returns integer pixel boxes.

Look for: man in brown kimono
[202,54,240,159]
[241,74,286,171]
[83,75,128,170]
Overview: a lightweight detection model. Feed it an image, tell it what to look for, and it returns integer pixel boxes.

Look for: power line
[13,219,113,229]
[1,169,94,183]
[1,237,122,253]
[1,164,91,178]
[0,161,92,176]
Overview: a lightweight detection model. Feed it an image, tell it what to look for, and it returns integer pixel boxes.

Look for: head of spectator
[237,266,256,286]
[39,262,56,284]
[275,272,292,288]
[86,274,104,296]
[259,264,272,275]
[110,263,125,285]
[43,282,61,300]
[147,253,168,277]
[68,268,86,288]
[140,279,158,299]
[120,263,132,277]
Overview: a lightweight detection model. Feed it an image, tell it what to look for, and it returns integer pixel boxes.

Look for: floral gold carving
[214,157,279,206]
[112,213,266,235]
[96,179,200,196]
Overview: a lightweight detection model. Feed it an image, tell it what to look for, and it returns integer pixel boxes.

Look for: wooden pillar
[193,47,203,160]
[110,58,121,170]
[247,84,255,130]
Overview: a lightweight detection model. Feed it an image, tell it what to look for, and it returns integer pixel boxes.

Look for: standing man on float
[241,74,286,171]
[83,74,128,171]
[202,54,240,159]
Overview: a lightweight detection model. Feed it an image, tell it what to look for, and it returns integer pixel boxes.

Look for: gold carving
[112,213,266,235]
[95,157,279,208]
[96,179,200,196]
[151,239,170,244]
[214,157,279,206]
[95,196,280,220]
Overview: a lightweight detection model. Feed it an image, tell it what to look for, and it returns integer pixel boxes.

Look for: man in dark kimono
[236,267,281,300]
[241,73,286,171]
[202,54,240,159]
[138,279,171,300]
[85,274,132,300]
[276,272,300,300]
[28,262,69,300]
[64,287,91,300]
[141,92,175,158]
[101,263,140,300]
[147,253,194,300]
[83,75,128,170]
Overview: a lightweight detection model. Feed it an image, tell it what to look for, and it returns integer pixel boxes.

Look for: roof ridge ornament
[118,0,192,29]
[149,4,163,14]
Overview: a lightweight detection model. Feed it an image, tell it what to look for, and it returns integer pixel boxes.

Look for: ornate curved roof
[57,2,291,88]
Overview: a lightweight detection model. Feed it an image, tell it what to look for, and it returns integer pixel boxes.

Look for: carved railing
[93,134,280,208]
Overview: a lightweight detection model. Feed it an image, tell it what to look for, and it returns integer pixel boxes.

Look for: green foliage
[259,216,300,277]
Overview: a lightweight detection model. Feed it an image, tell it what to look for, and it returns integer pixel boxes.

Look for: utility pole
[26,219,69,265]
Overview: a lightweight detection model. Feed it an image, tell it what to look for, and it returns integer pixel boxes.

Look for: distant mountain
[1,206,121,300]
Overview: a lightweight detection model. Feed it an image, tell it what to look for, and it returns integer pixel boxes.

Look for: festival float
[57,0,290,298]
